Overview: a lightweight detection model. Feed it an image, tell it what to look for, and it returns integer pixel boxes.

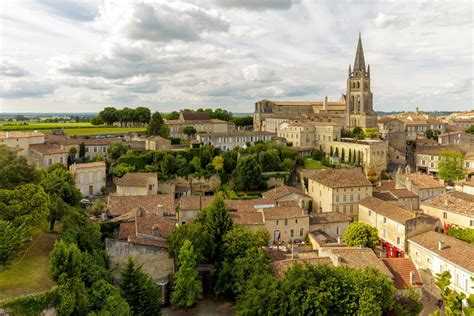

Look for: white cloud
[213,0,299,11]
[242,64,277,82]
[0,58,29,77]
[0,80,56,98]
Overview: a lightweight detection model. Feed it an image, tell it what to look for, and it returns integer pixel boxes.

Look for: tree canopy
[344,221,379,248]
[147,111,169,137]
[437,150,465,181]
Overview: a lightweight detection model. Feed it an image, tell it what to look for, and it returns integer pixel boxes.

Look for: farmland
[0,122,146,135]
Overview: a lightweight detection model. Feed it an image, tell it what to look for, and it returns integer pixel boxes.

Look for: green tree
[79,142,86,158]
[0,145,40,189]
[438,150,465,181]
[68,146,78,165]
[99,107,119,125]
[50,239,82,282]
[393,288,423,316]
[91,199,106,216]
[433,271,474,316]
[467,125,474,135]
[147,111,168,137]
[212,155,225,173]
[56,277,90,315]
[0,221,29,266]
[167,223,215,264]
[109,141,128,161]
[258,149,282,172]
[89,279,130,315]
[234,156,266,191]
[344,221,379,248]
[171,240,203,308]
[353,126,364,139]
[113,163,135,178]
[134,107,151,124]
[120,259,162,315]
[447,227,474,244]
[196,193,233,261]
[90,116,104,125]
[183,126,197,138]
[160,154,176,177]
[364,128,378,139]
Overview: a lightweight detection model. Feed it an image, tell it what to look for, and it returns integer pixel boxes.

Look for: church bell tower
[345,33,377,129]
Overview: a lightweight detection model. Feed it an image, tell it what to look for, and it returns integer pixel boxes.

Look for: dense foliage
[147,111,169,137]
[98,107,151,126]
[344,221,379,248]
[447,227,474,244]
[437,150,465,181]
[433,271,474,316]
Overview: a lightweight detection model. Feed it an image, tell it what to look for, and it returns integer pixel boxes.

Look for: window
[383,217,387,224]
[290,229,294,238]
[149,184,153,191]
[300,228,304,236]
[443,212,447,219]
[368,210,372,216]
[276,220,279,225]
[350,194,353,202]
[336,195,339,202]
[48,158,52,166]
[415,251,420,262]
[471,220,474,227]
[284,219,288,226]
[396,237,401,245]
[336,206,339,212]
[295,219,298,224]
[343,195,346,202]
[60,157,64,164]
[336,227,340,235]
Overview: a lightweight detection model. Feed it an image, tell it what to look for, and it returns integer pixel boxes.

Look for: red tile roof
[382,258,423,289]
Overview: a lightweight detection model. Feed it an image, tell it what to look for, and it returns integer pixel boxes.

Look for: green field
[304,158,329,169]
[0,122,146,135]
[0,231,58,301]
[64,127,146,135]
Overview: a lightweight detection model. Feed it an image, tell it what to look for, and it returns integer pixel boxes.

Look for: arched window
[352,82,355,88]
[357,82,360,88]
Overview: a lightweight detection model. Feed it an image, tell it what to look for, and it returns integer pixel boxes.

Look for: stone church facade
[254,34,377,131]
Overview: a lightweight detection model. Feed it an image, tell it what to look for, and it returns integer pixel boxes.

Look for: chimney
[409,271,416,286]
[438,241,446,250]
[156,204,164,216]
[416,107,419,115]
[323,96,328,112]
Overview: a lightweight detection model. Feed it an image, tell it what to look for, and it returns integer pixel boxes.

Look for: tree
[232,116,253,127]
[109,141,128,161]
[258,149,282,172]
[353,126,364,139]
[447,227,474,244]
[79,142,86,158]
[89,280,130,315]
[0,221,29,266]
[364,128,378,139]
[134,107,151,125]
[212,155,224,173]
[0,145,40,189]
[467,125,474,135]
[425,129,441,141]
[196,193,233,261]
[167,223,215,264]
[147,111,167,137]
[438,150,465,181]
[344,221,379,248]
[393,288,423,316]
[311,149,323,161]
[90,116,104,125]
[165,111,180,120]
[183,126,197,139]
[68,147,78,165]
[120,259,162,315]
[50,240,82,282]
[171,240,202,308]
[91,199,106,217]
[113,163,135,178]
[99,107,119,125]
[234,156,266,191]
[433,271,474,316]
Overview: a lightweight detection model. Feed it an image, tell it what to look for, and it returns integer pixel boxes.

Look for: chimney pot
[438,241,446,250]
[409,271,416,286]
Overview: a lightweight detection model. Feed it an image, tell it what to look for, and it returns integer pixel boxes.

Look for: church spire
[353,32,366,73]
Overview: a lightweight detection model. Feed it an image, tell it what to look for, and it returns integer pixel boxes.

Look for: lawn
[64,127,146,135]
[0,231,58,301]
[304,158,329,169]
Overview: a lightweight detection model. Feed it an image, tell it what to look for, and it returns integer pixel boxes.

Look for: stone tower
[345,33,377,129]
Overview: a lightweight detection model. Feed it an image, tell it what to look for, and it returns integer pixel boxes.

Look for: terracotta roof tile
[262,185,307,200]
[382,258,423,289]
[308,169,372,188]
[408,231,474,272]
[422,191,474,217]
[359,197,416,223]
[309,212,352,225]
[107,194,175,217]
[271,257,333,278]
[262,206,307,220]
[114,172,156,187]
[230,211,264,225]
[399,173,445,189]
[70,161,106,169]
[29,143,67,154]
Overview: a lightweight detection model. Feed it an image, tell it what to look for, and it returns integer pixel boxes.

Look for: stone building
[69,161,106,197]
[373,180,420,210]
[309,211,352,239]
[165,111,235,139]
[358,197,439,258]
[114,172,158,196]
[415,145,466,175]
[378,117,407,169]
[437,130,474,146]
[405,120,446,141]
[395,171,445,201]
[277,121,342,148]
[306,168,373,219]
[105,194,176,220]
[196,130,275,152]
[420,191,474,229]
[28,143,68,168]
[0,131,44,157]
[254,34,377,132]
[144,135,172,150]
[408,231,474,298]
[261,185,312,212]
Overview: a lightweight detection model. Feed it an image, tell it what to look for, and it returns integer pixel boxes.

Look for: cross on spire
[353,32,366,73]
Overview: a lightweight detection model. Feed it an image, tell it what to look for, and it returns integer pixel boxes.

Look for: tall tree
[211,155,224,173]
[120,259,162,315]
[0,221,29,266]
[167,223,215,264]
[183,126,197,139]
[147,111,168,137]
[344,222,379,248]
[234,155,266,191]
[438,150,465,181]
[109,141,128,160]
[0,145,40,189]
[171,240,203,308]
[99,107,119,125]
[79,142,86,158]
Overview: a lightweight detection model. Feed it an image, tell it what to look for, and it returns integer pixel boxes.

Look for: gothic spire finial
[353,33,366,73]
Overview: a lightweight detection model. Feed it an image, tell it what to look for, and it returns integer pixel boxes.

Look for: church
[253,34,378,132]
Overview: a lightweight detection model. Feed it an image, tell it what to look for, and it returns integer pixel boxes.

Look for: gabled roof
[114,172,156,187]
[261,185,307,200]
[308,168,372,188]
[107,194,175,218]
[181,111,210,121]
[422,191,474,217]
[262,206,307,220]
[359,197,417,223]
[382,258,423,289]
[309,212,352,225]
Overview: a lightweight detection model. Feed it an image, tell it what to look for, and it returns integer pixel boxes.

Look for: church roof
[353,33,366,72]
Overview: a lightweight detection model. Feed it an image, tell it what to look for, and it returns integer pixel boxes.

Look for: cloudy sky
[0,0,472,113]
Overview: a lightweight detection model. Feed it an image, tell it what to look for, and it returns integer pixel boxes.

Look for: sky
[0,0,472,114]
